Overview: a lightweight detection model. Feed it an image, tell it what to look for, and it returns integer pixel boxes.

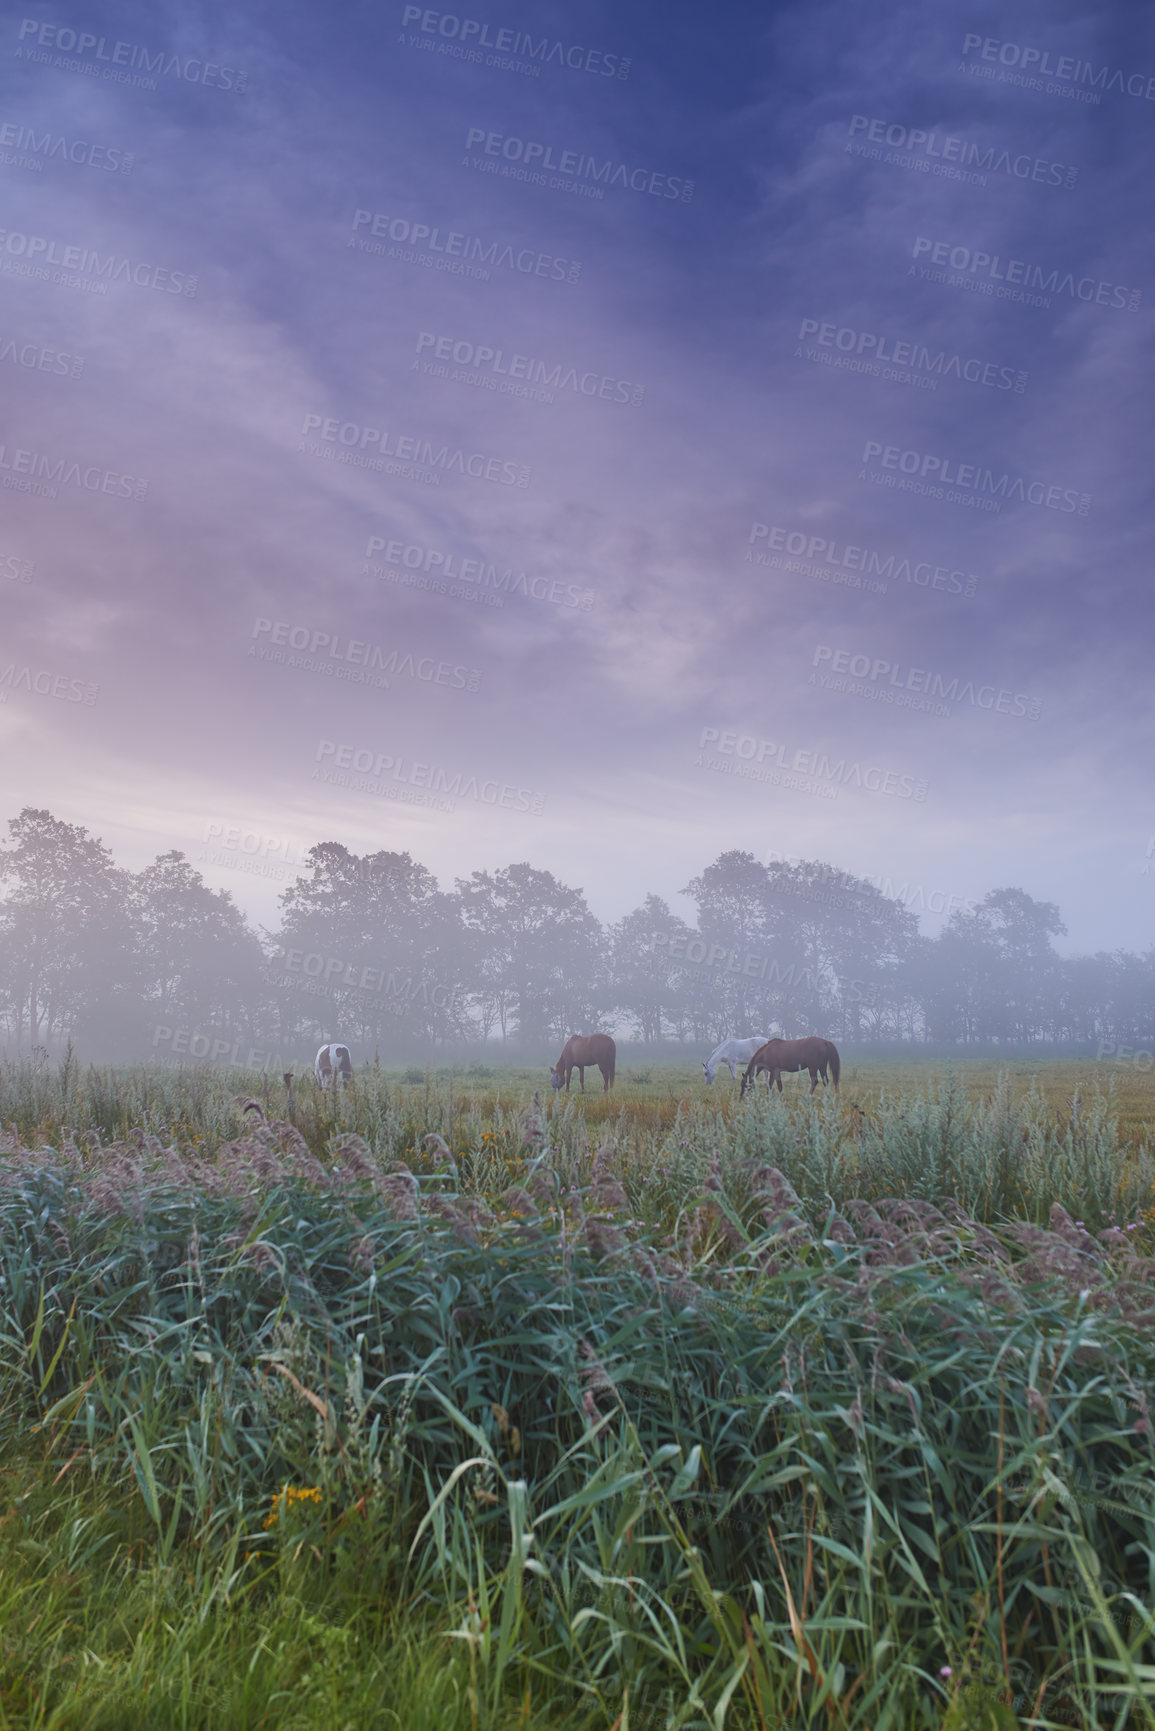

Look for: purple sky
[2,0,1152,951]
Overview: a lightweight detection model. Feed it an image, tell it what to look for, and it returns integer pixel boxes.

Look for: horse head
[549,1066,563,1090]
[702,1061,713,1083]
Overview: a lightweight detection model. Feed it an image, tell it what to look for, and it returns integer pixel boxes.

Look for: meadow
[1,1052,1154,1730]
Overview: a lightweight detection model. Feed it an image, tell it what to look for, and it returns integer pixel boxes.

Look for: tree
[760,859,920,1039]
[679,851,918,1038]
[0,808,137,1052]
[923,888,1067,1045]
[679,850,789,1037]
[132,851,268,1037]
[606,894,697,1043]
[275,843,466,1052]
[454,863,605,1046]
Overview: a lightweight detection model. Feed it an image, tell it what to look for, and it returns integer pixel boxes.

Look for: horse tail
[829,1044,840,1091]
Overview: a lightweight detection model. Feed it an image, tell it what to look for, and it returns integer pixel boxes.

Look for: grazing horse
[315,1043,353,1089]
[550,1033,616,1094]
[703,1036,778,1084]
[739,1036,840,1099]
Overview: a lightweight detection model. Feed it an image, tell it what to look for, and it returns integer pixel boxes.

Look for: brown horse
[739,1036,839,1098]
[550,1033,616,1093]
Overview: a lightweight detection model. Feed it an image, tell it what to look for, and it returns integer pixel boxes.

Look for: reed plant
[0,1059,1153,1727]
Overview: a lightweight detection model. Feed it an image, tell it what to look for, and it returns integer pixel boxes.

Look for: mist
[2,810,1150,1068]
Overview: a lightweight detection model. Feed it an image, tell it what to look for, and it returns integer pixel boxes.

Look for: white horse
[703,1036,778,1084]
[315,1043,353,1089]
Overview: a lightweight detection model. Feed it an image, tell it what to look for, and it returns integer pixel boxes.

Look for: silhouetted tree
[132,851,268,1038]
[923,888,1066,1045]
[275,843,466,1052]
[606,893,696,1042]
[454,862,605,1045]
[0,808,137,1053]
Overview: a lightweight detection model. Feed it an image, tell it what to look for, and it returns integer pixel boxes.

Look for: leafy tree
[0,808,137,1052]
[923,888,1066,1045]
[275,843,465,1052]
[606,894,696,1043]
[454,863,605,1046]
[3,807,1154,1063]
[760,859,919,1039]
[679,850,792,1038]
[132,851,268,1038]
[680,852,917,1038]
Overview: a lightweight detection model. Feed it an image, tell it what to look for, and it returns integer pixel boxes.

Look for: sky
[1,0,1152,953]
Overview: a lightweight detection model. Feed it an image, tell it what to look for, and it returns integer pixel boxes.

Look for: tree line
[1,808,1152,1062]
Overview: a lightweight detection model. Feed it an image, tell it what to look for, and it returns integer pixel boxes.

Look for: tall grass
[1,1060,1154,1726]
[2,1057,1151,1231]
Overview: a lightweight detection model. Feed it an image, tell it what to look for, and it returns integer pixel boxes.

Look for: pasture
[1,1053,1154,1729]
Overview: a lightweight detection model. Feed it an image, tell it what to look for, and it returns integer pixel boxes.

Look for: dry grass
[385,1056,1155,1151]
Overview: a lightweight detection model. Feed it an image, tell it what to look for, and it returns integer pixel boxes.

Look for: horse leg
[578,1066,586,1093]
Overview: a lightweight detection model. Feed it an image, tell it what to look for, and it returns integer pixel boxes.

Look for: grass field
[1,1055,1154,1729]
[9,1050,1155,1158]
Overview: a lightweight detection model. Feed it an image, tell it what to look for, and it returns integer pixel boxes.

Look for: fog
[2,811,1151,1065]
